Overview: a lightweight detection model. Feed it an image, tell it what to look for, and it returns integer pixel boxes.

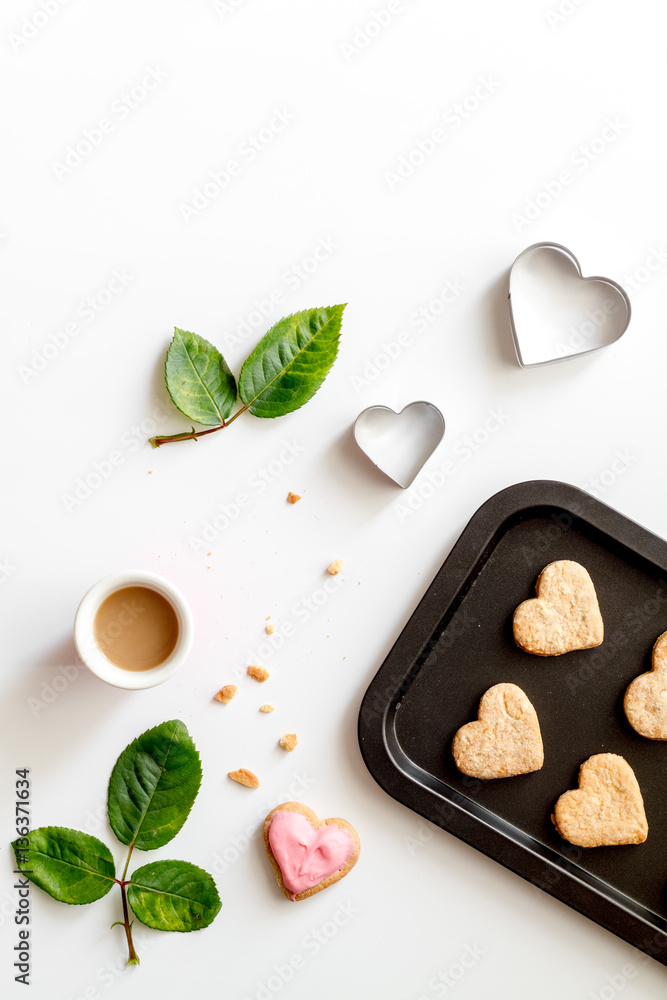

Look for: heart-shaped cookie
[553,753,648,847]
[509,243,631,368]
[624,632,667,739]
[513,560,603,656]
[263,802,360,901]
[353,401,445,488]
[451,683,544,779]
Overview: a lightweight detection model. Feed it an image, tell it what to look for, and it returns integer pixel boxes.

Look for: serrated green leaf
[238,304,346,418]
[108,720,202,852]
[165,328,237,425]
[12,827,116,905]
[127,861,221,932]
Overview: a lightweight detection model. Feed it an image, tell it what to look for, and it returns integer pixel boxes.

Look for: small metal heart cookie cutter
[353,401,445,488]
[508,242,631,368]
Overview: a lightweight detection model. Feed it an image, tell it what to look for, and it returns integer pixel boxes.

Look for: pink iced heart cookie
[263,802,360,901]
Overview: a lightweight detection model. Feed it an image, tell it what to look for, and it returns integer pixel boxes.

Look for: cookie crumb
[327,558,343,576]
[247,665,270,682]
[287,492,301,504]
[265,623,275,635]
[259,704,275,713]
[214,684,237,704]
[279,733,298,752]
[228,768,260,788]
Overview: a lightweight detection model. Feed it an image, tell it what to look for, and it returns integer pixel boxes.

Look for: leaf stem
[223,402,250,426]
[149,422,227,449]
[121,843,135,882]
[148,402,251,448]
[111,844,140,965]
[119,881,140,966]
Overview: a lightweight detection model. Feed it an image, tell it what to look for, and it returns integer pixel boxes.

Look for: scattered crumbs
[207,551,212,556]
[228,768,260,788]
[148,470,154,474]
[247,665,270,682]
[265,623,275,635]
[259,704,275,713]
[287,492,301,504]
[327,558,343,576]
[279,733,298,752]
[358,581,362,585]
[214,684,237,704]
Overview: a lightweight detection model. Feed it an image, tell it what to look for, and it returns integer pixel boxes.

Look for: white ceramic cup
[74,570,194,690]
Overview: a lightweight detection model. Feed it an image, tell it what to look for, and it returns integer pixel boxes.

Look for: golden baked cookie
[451,683,544,779]
[624,632,667,739]
[552,753,647,847]
[513,560,603,656]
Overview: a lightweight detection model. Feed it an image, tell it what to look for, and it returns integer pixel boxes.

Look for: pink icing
[268,810,354,898]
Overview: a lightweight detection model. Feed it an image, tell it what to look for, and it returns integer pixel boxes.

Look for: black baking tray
[358,480,667,965]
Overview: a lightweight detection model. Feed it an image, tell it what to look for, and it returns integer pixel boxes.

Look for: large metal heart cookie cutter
[353,401,445,488]
[508,242,631,368]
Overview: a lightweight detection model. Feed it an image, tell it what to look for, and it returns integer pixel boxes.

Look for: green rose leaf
[238,304,346,418]
[165,328,237,425]
[108,720,202,852]
[127,861,221,932]
[12,827,116,904]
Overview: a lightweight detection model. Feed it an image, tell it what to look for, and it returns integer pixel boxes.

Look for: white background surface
[2,1,667,997]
